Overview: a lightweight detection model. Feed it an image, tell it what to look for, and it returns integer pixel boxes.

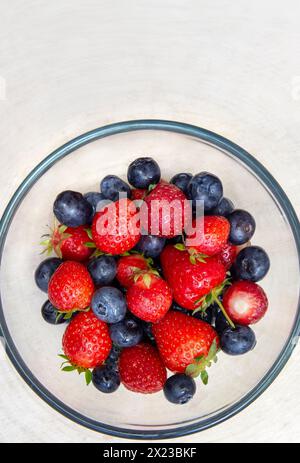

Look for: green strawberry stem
[212,292,235,329]
[185,338,218,385]
[58,354,93,385]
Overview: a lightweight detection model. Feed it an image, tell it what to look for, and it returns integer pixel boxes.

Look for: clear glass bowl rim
[0,119,299,440]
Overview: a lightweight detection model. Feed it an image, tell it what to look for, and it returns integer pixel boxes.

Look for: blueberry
[109,315,143,347]
[100,175,131,201]
[92,365,120,393]
[91,287,127,324]
[215,310,230,335]
[141,321,156,345]
[87,255,117,286]
[164,374,196,404]
[231,245,270,282]
[106,345,121,369]
[193,305,218,325]
[135,235,166,258]
[170,173,193,195]
[220,325,256,355]
[34,257,63,292]
[53,190,93,227]
[167,235,184,245]
[83,192,109,215]
[41,300,66,325]
[187,172,223,212]
[127,157,161,189]
[210,197,234,217]
[228,209,256,245]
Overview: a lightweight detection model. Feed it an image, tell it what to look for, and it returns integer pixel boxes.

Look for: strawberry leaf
[62,365,76,372]
[85,228,93,240]
[200,370,209,385]
[174,243,186,251]
[84,241,97,248]
[58,225,68,234]
[85,369,92,386]
[148,183,157,192]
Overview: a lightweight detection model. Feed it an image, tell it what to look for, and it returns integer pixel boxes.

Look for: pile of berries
[35,157,270,404]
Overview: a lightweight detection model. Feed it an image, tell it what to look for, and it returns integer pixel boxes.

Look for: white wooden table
[0,0,299,443]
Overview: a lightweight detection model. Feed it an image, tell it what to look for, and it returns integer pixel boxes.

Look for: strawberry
[48,261,94,312]
[116,254,150,288]
[160,245,226,311]
[41,224,93,261]
[185,215,230,257]
[126,272,172,322]
[140,182,191,238]
[131,188,147,201]
[61,310,112,384]
[223,280,268,325]
[91,198,141,255]
[119,343,167,393]
[152,311,219,383]
[216,242,238,269]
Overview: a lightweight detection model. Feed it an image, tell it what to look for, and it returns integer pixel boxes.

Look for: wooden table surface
[0,0,299,443]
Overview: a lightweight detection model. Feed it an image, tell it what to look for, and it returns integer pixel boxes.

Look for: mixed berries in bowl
[35,156,271,404]
[2,120,299,438]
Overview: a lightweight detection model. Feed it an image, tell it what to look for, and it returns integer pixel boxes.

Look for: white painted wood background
[0,0,299,443]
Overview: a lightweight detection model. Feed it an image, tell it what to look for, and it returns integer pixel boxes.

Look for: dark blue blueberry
[187,172,223,212]
[193,304,218,325]
[53,190,93,227]
[142,321,156,345]
[220,325,256,355]
[109,315,143,347]
[151,258,163,276]
[83,192,109,215]
[135,235,166,258]
[163,374,196,404]
[92,365,120,393]
[167,235,184,245]
[210,197,234,217]
[228,209,256,245]
[215,310,230,335]
[170,173,193,195]
[106,345,121,364]
[127,157,161,189]
[41,300,66,325]
[231,245,270,282]
[91,287,127,324]
[105,345,121,372]
[87,255,117,286]
[100,175,131,201]
[34,257,63,292]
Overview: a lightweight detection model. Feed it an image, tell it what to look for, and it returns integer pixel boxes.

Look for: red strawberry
[41,224,93,261]
[186,215,230,256]
[91,198,141,255]
[48,261,94,312]
[62,311,112,383]
[223,280,268,325]
[126,272,172,322]
[216,242,238,269]
[131,188,147,201]
[152,311,219,383]
[119,343,167,393]
[140,182,191,238]
[116,254,149,288]
[160,245,226,310]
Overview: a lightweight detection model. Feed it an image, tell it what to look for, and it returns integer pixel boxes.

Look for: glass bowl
[0,120,299,440]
